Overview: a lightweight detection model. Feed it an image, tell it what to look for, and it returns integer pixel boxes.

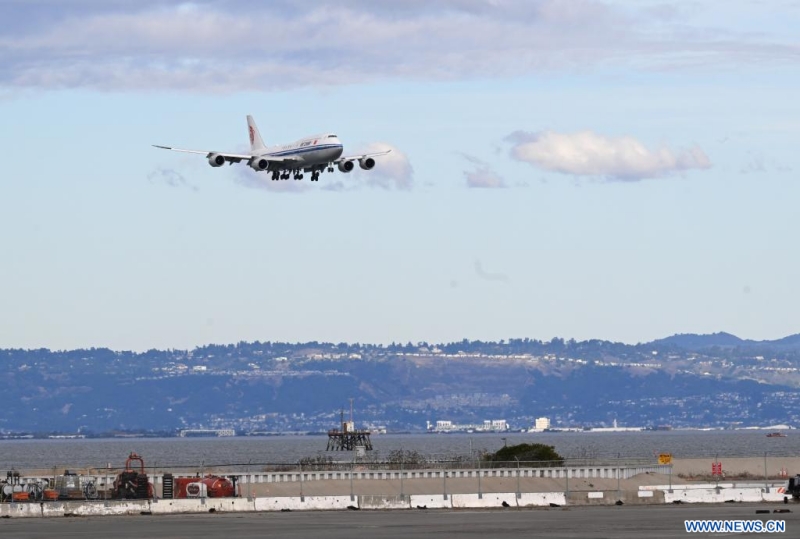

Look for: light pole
[299,461,304,500]
[247,459,252,500]
[668,463,673,493]
[515,456,520,498]
[201,460,205,503]
[400,460,404,499]
[477,458,482,499]
[350,457,354,501]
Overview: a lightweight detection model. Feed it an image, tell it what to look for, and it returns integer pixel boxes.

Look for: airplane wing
[334,149,392,163]
[153,145,297,165]
[152,145,254,163]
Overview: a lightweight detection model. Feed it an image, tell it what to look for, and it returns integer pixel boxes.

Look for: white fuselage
[259,133,344,170]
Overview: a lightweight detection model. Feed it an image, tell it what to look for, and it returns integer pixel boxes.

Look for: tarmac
[1,504,796,539]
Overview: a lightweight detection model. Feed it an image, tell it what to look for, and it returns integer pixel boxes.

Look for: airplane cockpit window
[328,134,337,138]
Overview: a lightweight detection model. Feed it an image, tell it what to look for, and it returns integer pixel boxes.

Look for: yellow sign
[658,453,672,465]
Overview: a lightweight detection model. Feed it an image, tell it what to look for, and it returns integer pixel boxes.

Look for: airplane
[154,115,391,182]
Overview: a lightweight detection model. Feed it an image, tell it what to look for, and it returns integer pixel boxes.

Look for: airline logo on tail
[249,126,255,146]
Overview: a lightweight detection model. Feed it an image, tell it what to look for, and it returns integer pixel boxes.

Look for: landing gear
[293,171,303,180]
[271,171,279,181]
[311,172,320,182]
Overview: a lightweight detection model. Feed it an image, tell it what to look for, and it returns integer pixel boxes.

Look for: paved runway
[0,503,796,539]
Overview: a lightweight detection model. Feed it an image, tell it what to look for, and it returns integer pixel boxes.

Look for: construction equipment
[786,474,800,501]
[112,452,153,499]
[172,475,236,498]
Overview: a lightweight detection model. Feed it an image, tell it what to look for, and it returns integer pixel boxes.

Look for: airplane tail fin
[247,115,266,153]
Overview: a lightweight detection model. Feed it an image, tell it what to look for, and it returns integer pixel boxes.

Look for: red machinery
[173,475,236,498]
[112,452,153,499]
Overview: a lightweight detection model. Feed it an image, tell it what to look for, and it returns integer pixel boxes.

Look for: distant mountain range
[650,332,800,351]
[2,331,800,435]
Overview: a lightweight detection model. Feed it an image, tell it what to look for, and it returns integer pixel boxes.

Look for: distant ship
[766,432,787,438]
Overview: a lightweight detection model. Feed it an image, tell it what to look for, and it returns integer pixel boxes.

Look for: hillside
[2,333,800,435]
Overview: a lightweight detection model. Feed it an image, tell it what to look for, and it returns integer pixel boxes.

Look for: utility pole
[478,458,482,499]
[350,456,355,501]
[247,459,252,500]
[299,461,304,500]
[400,460,404,499]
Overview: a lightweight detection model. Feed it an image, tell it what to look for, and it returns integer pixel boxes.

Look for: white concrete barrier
[409,494,451,509]
[150,498,256,514]
[517,492,567,507]
[450,493,516,509]
[664,488,765,504]
[641,482,785,491]
[0,500,151,518]
[358,495,410,510]
[253,495,354,512]
[764,489,789,503]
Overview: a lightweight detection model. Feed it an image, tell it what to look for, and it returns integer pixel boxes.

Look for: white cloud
[461,153,506,188]
[0,1,797,92]
[506,130,712,181]
[351,143,414,191]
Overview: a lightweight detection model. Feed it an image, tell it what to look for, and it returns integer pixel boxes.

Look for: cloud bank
[506,130,712,181]
[1,0,797,92]
[353,143,414,191]
[461,154,506,188]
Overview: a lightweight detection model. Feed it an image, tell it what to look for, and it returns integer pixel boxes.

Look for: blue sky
[1,0,798,351]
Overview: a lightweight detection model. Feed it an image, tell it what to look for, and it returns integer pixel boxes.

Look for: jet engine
[250,157,270,171]
[358,157,376,170]
[338,160,355,173]
[208,153,225,167]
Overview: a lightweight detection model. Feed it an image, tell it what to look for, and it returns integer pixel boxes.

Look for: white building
[535,417,551,430]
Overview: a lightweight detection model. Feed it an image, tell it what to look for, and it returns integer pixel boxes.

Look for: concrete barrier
[253,495,354,512]
[664,488,765,504]
[409,494,451,509]
[517,492,567,507]
[450,493,516,509]
[150,498,256,514]
[1,500,151,518]
[0,480,787,519]
[358,495,410,510]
